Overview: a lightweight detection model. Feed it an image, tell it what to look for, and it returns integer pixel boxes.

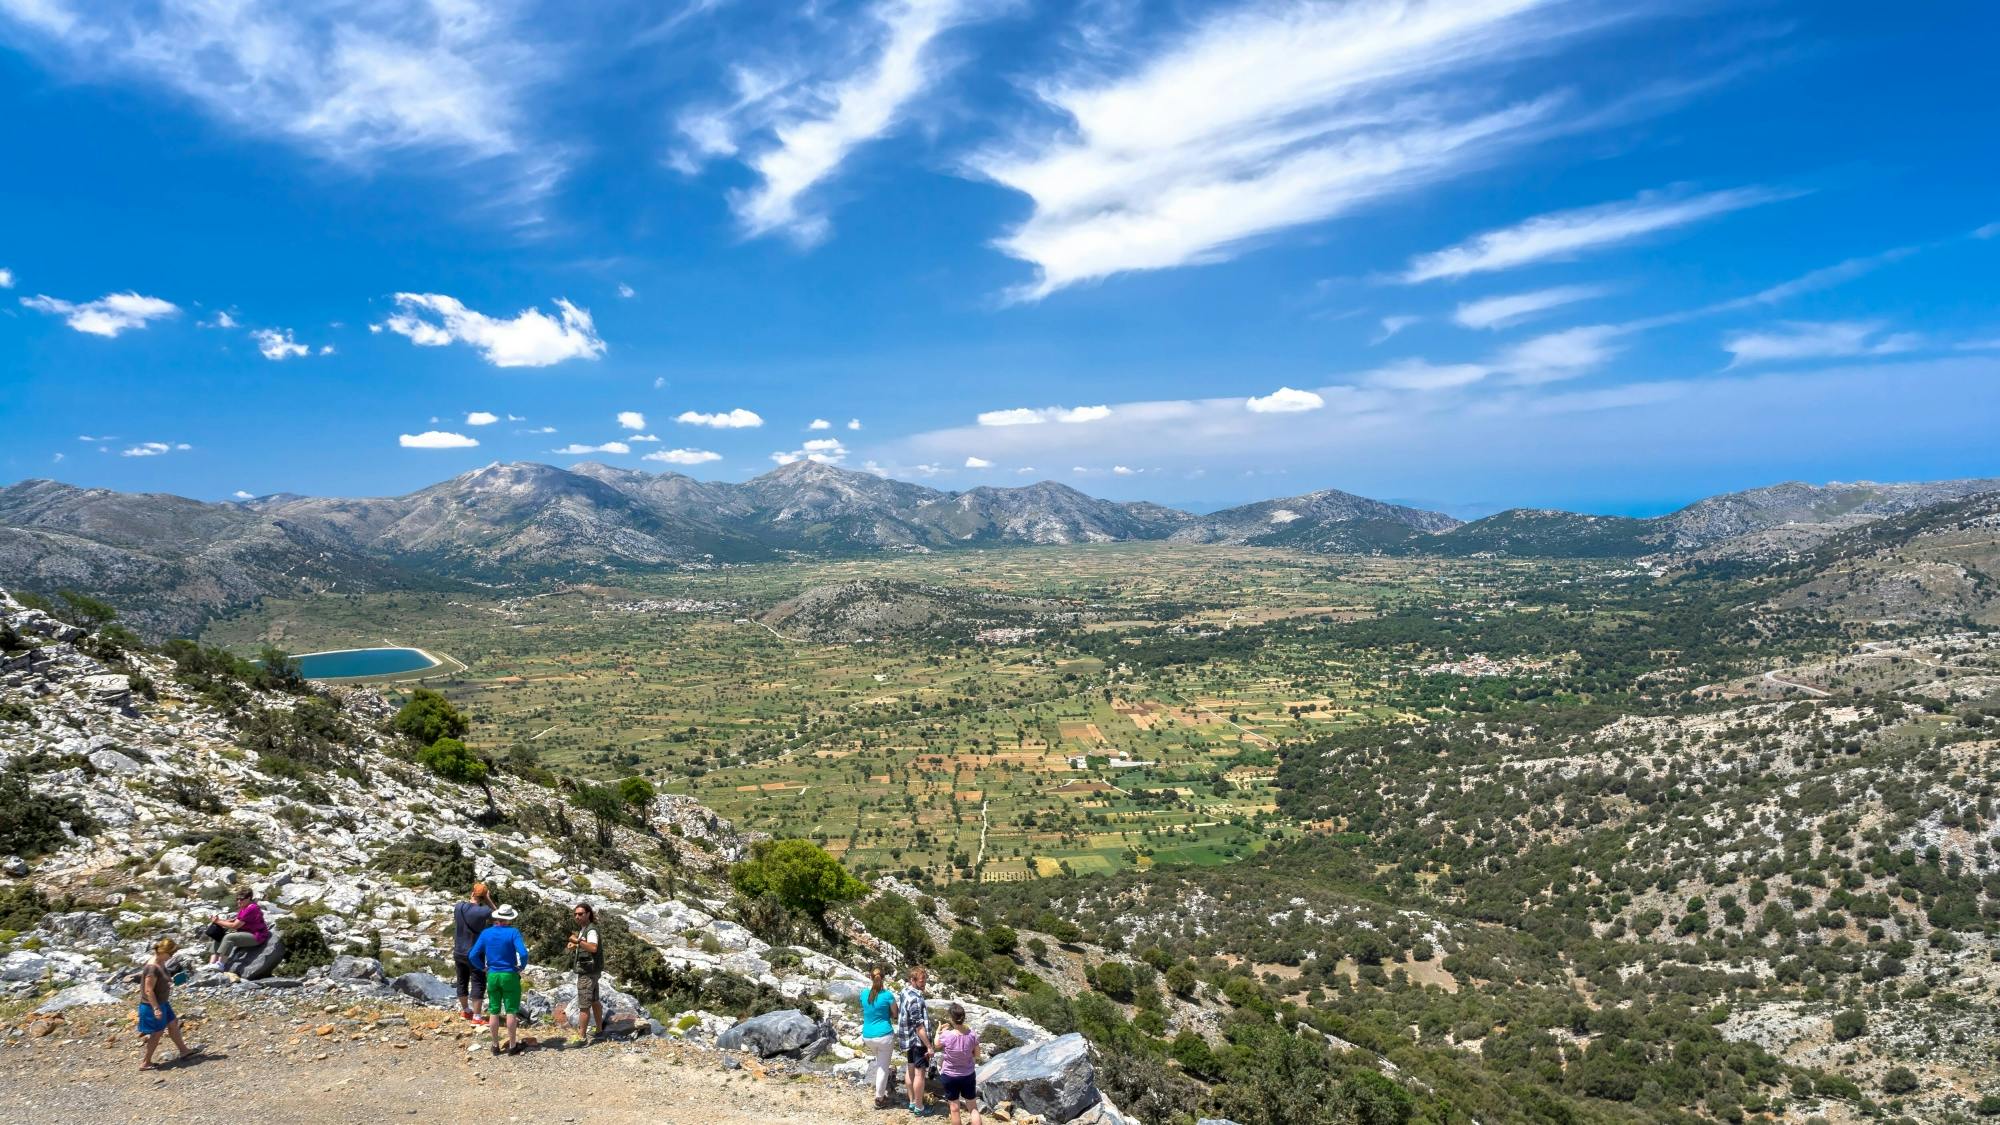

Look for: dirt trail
[0,1000,886,1125]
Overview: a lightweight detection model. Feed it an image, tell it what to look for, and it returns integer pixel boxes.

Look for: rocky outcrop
[716,1009,836,1060]
[978,1033,1102,1123]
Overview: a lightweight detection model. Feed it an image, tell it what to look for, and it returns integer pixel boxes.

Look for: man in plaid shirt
[898,965,936,1114]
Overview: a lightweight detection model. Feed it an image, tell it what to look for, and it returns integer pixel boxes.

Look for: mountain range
[3,459,1996,636]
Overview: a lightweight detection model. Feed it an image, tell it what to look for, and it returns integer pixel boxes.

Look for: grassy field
[205,544,1599,882]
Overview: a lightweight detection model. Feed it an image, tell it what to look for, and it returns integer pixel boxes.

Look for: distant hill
[1767,489,2000,625]
[1424,509,1659,558]
[1171,488,1460,551]
[760,578,1087,642]
[1425,477,2000,560]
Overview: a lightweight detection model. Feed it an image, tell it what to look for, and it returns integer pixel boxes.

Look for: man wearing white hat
[468,902,531,1056]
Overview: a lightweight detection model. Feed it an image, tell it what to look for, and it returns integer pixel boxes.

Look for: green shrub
[373,835,479,893]
[1881,1066,1918,1095]
[0,766,96,857]
[1832,1008,1867,1041]
[853,893,936,963]
[0,884,53,931]
[391,688,469,746]
[278,917,334,974]
[417,738,488,785]
[729,839,865,929]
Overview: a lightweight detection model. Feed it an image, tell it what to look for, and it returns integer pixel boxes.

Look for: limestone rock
[978,1033,1101,1124]
[716,1008,836,1060]
[327,954,385,983]
[391,971,458,1006]
[36,982,122,1013]
[232,936,286,981]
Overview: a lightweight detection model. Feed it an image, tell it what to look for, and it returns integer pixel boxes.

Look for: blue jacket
[468,924,529,974]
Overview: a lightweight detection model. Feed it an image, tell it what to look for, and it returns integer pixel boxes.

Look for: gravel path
[1,999,890,1124]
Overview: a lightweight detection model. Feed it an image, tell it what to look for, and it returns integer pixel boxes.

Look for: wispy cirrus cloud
[1403,185,1793,282]
[677,0,995,243]
[0,0,560,199]
[553,441,631,455]
[21,291,178,336]
[973,0,1643,300]
[120,441,191,457]
[1492,324,1622,383]
[375,293,604,367]
[1723,320,1920,367]
[1453,284,1607,329]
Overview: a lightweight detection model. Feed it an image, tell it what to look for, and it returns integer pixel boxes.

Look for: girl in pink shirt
[935,1003,983,1125]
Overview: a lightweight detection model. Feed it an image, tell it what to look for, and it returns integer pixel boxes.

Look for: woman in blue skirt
[138,938,202,1071]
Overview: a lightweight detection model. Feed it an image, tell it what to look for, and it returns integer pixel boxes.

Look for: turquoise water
[294,647,437,680]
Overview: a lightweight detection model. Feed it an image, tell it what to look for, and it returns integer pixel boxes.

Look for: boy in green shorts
[468,903,530,1055]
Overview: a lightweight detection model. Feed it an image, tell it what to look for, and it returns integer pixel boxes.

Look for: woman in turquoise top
[860,963,899,1108]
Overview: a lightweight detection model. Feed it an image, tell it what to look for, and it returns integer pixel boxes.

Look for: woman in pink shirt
[209,886,270,968]
[935,1003,983,1125]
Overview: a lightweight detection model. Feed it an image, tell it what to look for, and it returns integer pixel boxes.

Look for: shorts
[138,1001,176,1036]
[905,1042,929,1068]
[454,957,486,1002]
[485,971,522,1015]
[941,1073,977,1102]
[576,973,601,1012]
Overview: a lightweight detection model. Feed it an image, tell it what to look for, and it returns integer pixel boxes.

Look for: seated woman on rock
[207,886,270,969]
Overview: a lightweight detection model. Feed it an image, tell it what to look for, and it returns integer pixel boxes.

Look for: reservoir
[294,647,439,680]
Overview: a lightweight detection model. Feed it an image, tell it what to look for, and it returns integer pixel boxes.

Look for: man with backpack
[567,902,606,1046]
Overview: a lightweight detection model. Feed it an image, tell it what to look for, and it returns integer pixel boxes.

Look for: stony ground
[0,999,894,1124]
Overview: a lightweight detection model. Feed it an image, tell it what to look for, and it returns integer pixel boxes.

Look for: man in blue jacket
[467,902,530,1056]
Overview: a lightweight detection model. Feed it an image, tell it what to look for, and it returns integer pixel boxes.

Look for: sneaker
[569,1035,588,1048]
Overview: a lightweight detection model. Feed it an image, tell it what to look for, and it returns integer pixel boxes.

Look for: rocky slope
[1768,489,2000,624]
[0,587,1146,1124]
[760,579,1090,643]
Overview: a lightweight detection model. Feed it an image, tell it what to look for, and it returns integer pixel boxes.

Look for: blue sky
[1,0,1995,516]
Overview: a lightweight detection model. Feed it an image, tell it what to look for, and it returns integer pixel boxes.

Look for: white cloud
[520,425,556,434]
[0,267,14,288]
[1723,320,1921,367]
[653,376,667,389]
[51,452,63,463]
[808,418,832,430]
[1244,387,1324,414]
[399,430,478,449]
[976,404,1111,426]
[1493,325,1622,384]
[678,0,993,242]
[465,411,500,426]
[1403,186,1791,282]
[251,327,310,360]
[964,456,992,468]
[973,0,1636,299]
[847,418,862,430]
[233,489,254,499]
[677,408,763,428]
[770,437,848,465]
[644,448,723,465]
[21,291,178,337]
[1453,284,1607,329]
[1372,315,1419,344]
[76,434,115,442]
[1015,466,1035,474]
[552,441,631,455]
[1112,465,1138,475]
[617,410,647,430]
[617,283,636,298]
[1363,359,1491,392]
[379,293,605,367]
[628,433,660,443]
[119,440,191,457]
[0,1,556,197]
[318,344,335,355]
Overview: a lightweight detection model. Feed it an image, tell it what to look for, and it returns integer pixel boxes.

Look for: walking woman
[137,939,202,1071]
[860,963,899,1108]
